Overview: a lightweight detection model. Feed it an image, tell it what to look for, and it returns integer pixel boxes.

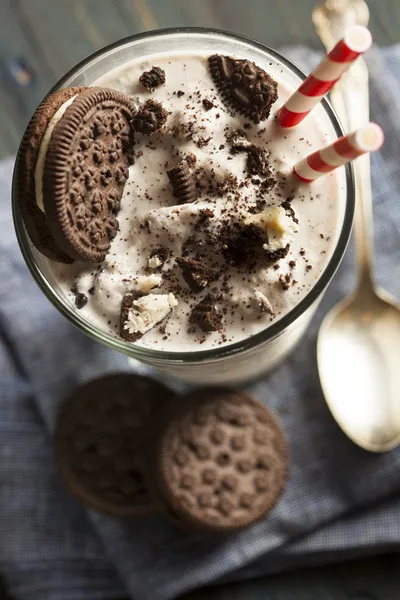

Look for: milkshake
[13,30,354,383]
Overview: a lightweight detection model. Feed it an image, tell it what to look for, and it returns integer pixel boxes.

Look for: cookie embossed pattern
[13,30,354,384]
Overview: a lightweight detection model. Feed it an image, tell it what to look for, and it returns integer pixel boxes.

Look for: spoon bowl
[318,288,400,451]
[313,0,400,451]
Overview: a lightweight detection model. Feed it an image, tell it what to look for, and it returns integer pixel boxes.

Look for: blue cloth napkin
[1,46,400,600]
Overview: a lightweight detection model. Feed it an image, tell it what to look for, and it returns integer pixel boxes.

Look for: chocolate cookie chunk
[43,87,136,262]
[228,129,252,152]
[120,293,142,342]
[139,66,166,91]
[264,244,290,263]
[176,257,218,293]
[167,160,197,204]
[220,221,267,266]
[15,86,86,263]
[132,99,169,134]
[120,291,178,342]
[202,98,214,111]
[208,55,278,124]
[246,146,272,177]
[150,388,288,532]
[54,374,177,517]
[190,294,223,332]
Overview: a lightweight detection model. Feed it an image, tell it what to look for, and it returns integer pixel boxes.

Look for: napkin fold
[0,46,400,600]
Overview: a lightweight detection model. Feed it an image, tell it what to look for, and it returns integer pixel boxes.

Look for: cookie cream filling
[34,95,78,212]
[123,293,178,337]
[244,206,299,251]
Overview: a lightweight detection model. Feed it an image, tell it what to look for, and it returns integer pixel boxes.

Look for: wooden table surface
[0,1,399,598]
[0,0,400,160]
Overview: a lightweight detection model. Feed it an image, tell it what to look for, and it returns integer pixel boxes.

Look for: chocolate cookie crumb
[177,90,185,98]
[71,283,88,309]
[132,99,169,134]
[259,177,276,193]
[168,160,197,204]
[176,257,218,293]
[228,130,252,152]
[246,146,271,177]
[264,244,290,263]
[75,293,88,309]
[150,246,169,266]
[202,98,214,110]
[190,294,223,332]
[185,153,197,167]
[139,66,166,91]
[199,208,214,223]
[279,273,292,291]
[196,136,212,149]
[281,199,299,225]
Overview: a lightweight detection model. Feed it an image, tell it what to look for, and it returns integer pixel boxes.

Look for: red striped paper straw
[277,25,372,128]
[293,123,384,183]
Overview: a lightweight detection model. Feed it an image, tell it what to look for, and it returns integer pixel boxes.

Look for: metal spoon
[312,0,400,451]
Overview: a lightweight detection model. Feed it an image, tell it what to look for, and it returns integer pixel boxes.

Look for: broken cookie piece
[120,292,178,341]
[208,55,278,123]
[131,99,169,134]
[176,257,218,293]
[167,160,197,204]
[139,66,166,91]
[246,146,271,177]
[228,130,252,152]
[220,220,267,266]
[244,206,298,253]
[190,294,223,332]
[148,246,169,271]
[202,98,214,111]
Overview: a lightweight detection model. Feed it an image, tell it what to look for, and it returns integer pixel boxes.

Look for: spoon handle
[313,0,375,292]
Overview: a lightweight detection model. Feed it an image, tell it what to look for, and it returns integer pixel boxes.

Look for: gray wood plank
[68,0,132,48]
[19,0,97,77]
[203,0,398,49]
[113,0,157,32]
[209,0,316,49]
[176,0,221,29]
[118,0,159,30]
[0,0,58,158]
[368,1,400,46]
[138,0,183,28]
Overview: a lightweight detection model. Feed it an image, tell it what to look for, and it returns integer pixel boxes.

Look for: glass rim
[12,27,355,364]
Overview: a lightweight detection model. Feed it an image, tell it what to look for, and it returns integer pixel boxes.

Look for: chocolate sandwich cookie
[16,86,136,263]
[208,55,278,124]
[54,374,177,517]
[149,388,289,532]
[15,86,86,262]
